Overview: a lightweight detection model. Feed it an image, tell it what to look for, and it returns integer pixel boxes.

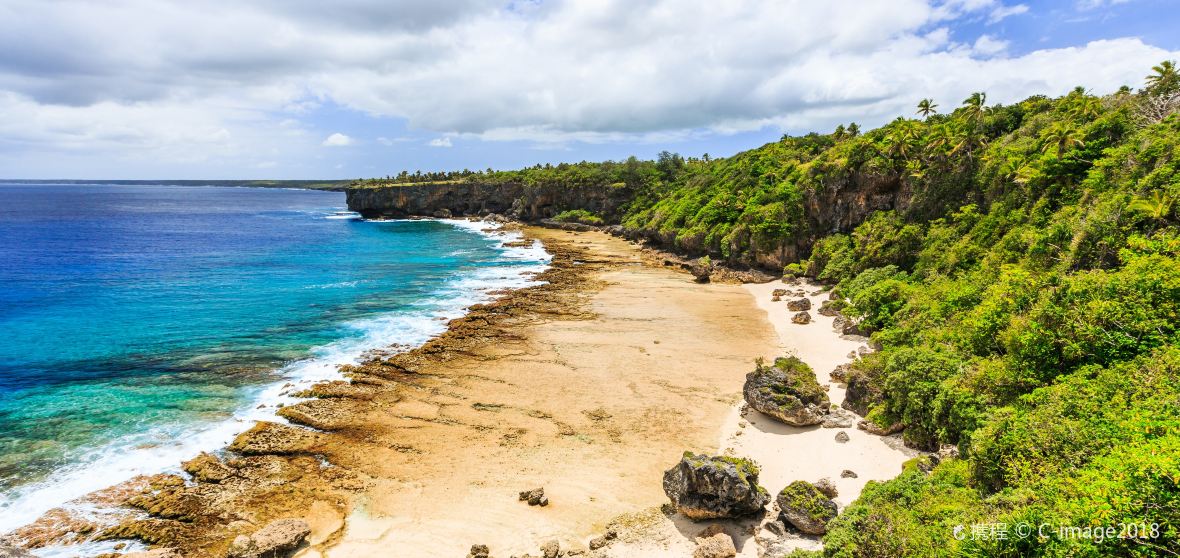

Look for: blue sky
[0,0,1176,179]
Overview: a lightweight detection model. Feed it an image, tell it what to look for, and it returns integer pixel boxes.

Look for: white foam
[0,218,550,548]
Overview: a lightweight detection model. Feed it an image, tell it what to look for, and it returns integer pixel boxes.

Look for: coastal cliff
[346,167,912,271]
[346,181,634,222]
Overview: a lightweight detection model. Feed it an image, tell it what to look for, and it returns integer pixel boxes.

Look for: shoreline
[5,226,916,558]
[0,218,551,554]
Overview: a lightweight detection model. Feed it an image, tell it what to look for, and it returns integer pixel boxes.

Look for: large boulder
[743,357,830,426]
[226,518,310,558]
[776,481,838,535]
[786,298,811,311]
[663,453,770,520]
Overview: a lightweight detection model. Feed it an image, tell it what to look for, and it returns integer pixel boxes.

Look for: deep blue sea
[0,183,548,533]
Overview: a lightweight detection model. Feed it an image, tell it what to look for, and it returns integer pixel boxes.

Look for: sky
[0,0,1178,179]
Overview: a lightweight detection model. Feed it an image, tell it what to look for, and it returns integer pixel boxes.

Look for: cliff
[346,181,633,221]
[345,170,912,272]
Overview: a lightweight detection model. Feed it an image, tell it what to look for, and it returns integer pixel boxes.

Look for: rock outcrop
[225,519,310,558]
[743,357,830,426]
[776,481,838,536]
[785,298,811,311]
[346,182,632,222]
[663,453,770,520]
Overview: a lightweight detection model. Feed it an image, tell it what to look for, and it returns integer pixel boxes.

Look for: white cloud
[973,34,1010,56]
[1077,0,1131,9]
[0,0,1175,174]
[988,3,1029,23]
[428,137,452,148]
[321,132,354,147]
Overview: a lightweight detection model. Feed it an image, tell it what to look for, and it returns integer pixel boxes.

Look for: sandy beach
[4,226,915,558]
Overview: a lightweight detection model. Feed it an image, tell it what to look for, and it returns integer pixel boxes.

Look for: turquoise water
[0,183,548,532]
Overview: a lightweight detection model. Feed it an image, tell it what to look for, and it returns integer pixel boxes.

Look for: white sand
[599,280,917,557]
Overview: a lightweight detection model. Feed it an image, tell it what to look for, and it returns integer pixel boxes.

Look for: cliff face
[346,172,911,272]
[346,181,633,221]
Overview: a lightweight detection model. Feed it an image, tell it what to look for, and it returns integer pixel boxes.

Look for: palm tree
[1146,60,1179,94]
[1040,122,1085,158]
[1067,96,1102,121]
[1128,190,1176,221]
[847,123,861,137]
[917,99,939,119]
[962,92,987,123]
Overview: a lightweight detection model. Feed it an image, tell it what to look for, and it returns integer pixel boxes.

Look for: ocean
[0,183,548,535]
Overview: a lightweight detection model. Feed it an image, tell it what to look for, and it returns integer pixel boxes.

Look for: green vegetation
[551,209,604,225]
[358,63,1180,556]
[779,481,840,525]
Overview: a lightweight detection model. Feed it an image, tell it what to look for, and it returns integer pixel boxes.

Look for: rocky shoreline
[3,223,920,558]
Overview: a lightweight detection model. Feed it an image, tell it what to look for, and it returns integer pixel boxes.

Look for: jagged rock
[817,300,841,317]
[841,470,858,478]
[833,315,867,336]
[857,419,904,436]
[539,540,560,558]
[842,369,882,416]
[182,452,233,483]
[432,209,453,218]
[743,356,830,426]
[791,311,812,324]
[692,524,737,558]
[518,487,548,506]
[588,528,617,550]
[822,407,856,428]
[0,546,35,558]
[834,431,850,443]
[771,288,788,297]
[828,363,851,383]
[776,481,838,536]
[225,519,310,558]
[663,453,770,520]
[771,295,781,302]
[229,422,322,456]
[785,298,811,311]
[467,544,490,558]
[813,478,838,499]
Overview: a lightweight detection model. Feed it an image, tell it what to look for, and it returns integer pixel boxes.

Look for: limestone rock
[588,528,617,550]
[182,452,233,484]
[841,470,858,478]
[776,481,838,536]
[834,431,850,443]
[817,300,841,317]
[771,288,789,297]
[813,478,838,499]
[229,422,322,456]
[225,518,310,558]
[692,525,737,558]
[467,544,490,558]
[540,540,560,558]
[791,311,812,324]
[828,363,851,383]
[821,407,856,429]
[857,419,904,436]
[663,453,770,520]
[518,487,548,506]
[786,298,811,311]
[743,357,830,426]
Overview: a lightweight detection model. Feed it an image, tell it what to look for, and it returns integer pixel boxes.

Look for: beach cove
[3,225,917,557]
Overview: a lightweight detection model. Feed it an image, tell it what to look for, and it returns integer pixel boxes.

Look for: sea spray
[0,198,549,541]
